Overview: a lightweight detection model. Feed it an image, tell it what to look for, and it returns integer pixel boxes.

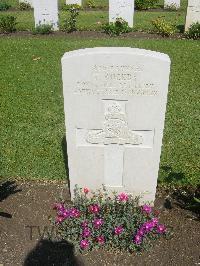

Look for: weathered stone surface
[62,48,171,204]
[185,0,200,31]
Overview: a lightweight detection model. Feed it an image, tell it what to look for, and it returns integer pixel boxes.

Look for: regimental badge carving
[86,102,143,145]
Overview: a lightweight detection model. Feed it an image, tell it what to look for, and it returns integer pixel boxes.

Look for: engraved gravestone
[164,0,180,9]
[62,48,171,204]
[33,0,59,30]
[66,0,82,5]
[109,0,134,27]
[185,0,200,31]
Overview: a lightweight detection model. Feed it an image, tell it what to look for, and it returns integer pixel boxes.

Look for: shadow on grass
[62,136,71,197]
[160,166,186,184]
[24,239,84,266]
[0,180,22,218]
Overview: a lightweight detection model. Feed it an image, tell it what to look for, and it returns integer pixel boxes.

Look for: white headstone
[66,0,82,6]
[185,0,200,31]
[33,0,59,31]
[109,0,134,27]
[19,0,33,7]
[164,0,180,9]
[62,48,170,204]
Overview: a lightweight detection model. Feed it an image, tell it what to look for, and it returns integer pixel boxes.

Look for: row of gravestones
[20,0,200,31]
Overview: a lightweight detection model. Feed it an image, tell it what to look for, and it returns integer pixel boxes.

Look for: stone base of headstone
[66,0,82,6]
[33,0,59,31]
[164,0,180,9]
[62,47,171,205]
[109,0,134,28]
[19,0,33,8]
[185,0,200,31]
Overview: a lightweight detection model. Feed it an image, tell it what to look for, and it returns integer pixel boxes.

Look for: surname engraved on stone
[86,102,143,145]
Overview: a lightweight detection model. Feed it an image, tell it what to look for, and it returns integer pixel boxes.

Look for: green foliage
[85,0,96,8]
[19,2,32,10]
[152,16,176,36]
[185,22,200,40]
[62,5,80,32]
[164,3,179,11]
[0,15,17,33]
[53,186,168,253]
[135,0,159,10]
[32,24,53,35]
[0,2,11,11]
[62,4,81,11]
[102,18,131,36]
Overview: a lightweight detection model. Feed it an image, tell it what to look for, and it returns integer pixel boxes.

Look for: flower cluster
[54,186,168,253]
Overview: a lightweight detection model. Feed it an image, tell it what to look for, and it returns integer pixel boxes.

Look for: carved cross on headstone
[77,100,153,188]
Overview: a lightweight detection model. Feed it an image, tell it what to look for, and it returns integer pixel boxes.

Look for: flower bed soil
[0,180,199,266]
[0,30,184,40]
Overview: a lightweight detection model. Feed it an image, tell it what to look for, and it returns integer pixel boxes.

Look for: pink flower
[55,216,65,224]
[81,221,88,228]
[53,203,64,211]
[142,204,152,214]
[96,235,105,245]
[88,204,100,214]
[70,208,81,218]
[114,226,124,235]
[157,224,166,234]
[137,227,145,236]
[82,228,91,238]
[134,234,142,245]
[80,239,89,250]
[151,217,159,226]
[93,218,104,229]
[117,192,129,202]
[143,221,154,232]
[83,187,89,194]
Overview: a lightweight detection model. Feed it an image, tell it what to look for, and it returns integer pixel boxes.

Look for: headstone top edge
[61,47,171,63]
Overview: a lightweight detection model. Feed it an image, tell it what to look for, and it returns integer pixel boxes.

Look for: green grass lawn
[1,0,188,32]
[0,36,199,186]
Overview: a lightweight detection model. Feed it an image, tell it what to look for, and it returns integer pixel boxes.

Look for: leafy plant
[53,186,169,253]
[32,24,53,35]
[135,0,159,10]
[86,0,96,8]
[62,5,80,32]
[0,2,11,11]
[19,2,31,10]
[164,3,179,11]
[185,22,200,40]
[0,15,17,33]
[152,16,176,37]
[102,18,131,36]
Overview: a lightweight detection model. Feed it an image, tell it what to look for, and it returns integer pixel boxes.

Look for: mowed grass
[1,0,187,32]
[0,37,199,186]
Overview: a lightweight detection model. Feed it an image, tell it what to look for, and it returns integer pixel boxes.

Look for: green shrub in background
[19,2,32,10]
[62,5,80,32]
[0,2,11,11]
[32,24,53,34]
[0,15,17,33]
[135,0,159,10]
[164,3,179,11]
[102,18,132,36]
[152,16,176,37]
[185,22,200,40]
[85,0,96,8]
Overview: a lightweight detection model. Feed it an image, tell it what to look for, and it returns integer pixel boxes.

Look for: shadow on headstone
[23,239,84,266]
[62,136,71,198]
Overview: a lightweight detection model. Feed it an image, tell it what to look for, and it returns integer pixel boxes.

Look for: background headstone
[19,0,33,7]
[109,0,134,27]
[66,0,82,5]
[33,0,59,31]
[164,0,180,9]
[62,48,170,204]
[185,0,200,31]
